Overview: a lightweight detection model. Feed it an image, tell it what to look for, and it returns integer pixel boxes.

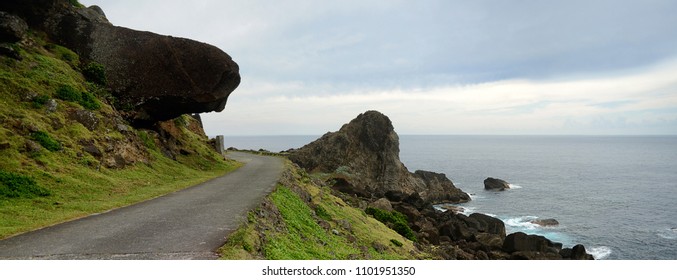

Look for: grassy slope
[219,160,429,260]
[0,36,238,238]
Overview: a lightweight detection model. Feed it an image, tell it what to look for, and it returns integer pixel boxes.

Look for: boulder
[69,109,99,131]
[570,244,594,260]
[502,232,562,254]
[289,110,470,204]
[530,218,559,227]
[0,11,28,43]
[484,177,510,191]
[469,213,506,237]
[368,198,393,212]
[1,0,240,127]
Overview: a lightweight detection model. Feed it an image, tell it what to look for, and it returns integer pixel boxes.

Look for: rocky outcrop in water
[288,110,470,204]
[1,0,240,127]
[484,177,510,191]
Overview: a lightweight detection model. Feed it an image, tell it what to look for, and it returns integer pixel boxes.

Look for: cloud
[203,58,677,135]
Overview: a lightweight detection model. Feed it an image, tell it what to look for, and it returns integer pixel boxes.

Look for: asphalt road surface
[0,152,284,259]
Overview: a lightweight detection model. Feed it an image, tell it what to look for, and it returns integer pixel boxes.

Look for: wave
[504,216,541,231]
[508,184,523,189]
[588,246,612,260]
[433,204,478,216]
[656,228,677,240]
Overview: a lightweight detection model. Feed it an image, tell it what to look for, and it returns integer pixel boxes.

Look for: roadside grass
[219,161,426,260]
[0,148,240,239]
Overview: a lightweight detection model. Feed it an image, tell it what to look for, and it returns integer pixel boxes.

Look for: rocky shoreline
[288,111,594,260]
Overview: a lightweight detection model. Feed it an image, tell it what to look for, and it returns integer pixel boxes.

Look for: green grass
[219,162,425,260]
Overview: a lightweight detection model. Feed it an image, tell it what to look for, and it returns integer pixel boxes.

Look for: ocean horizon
[221,135,677,260]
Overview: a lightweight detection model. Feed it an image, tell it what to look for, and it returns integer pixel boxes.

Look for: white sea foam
[504,216,540,230]
[588,246,612,260]
[508,184,523,189]
[433,204,477,216]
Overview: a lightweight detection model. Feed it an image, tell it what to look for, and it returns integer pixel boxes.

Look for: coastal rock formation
[484,177,510,191]
[288,110,470,204]
[530,218,559,227]
[1,0,240,127]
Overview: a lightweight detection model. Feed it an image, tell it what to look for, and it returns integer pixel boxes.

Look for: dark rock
[0,11,28,43]
[385,190,407,202]
[0,43,21,59]
[89,24,240,126]
[502,232,562,255]
[414,170,471,203]
[469,213,506,237]
[289,110,470,204]
[530,218,559,227]
[484,177,510,191]
[570,244,594,260]
[2,0,240,126]
[69,109,99,131]
[81,143,102,157]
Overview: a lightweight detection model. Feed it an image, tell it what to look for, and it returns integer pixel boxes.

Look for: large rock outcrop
[1,0,240,127]
[484,177,510,191]
[288,110,470,204]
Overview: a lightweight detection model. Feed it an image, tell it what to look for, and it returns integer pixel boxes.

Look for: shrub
[365,207,417,241]
[31,94,50,108]
[79,91,100,110]
[390,239,403,247]
[0,170,51,199]
[82,62,107,86]
[68,0,84,8]
[55,85,81,102]
[31,131,61,152]
[315,205,331,220]
[55,85,101,110]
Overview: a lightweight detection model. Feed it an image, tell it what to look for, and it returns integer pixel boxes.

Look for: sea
[222,135,677,260]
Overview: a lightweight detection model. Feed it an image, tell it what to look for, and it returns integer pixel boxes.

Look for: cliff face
[289,110,470,204]
[1,0,240,127]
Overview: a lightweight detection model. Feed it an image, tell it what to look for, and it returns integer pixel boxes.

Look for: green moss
[31,131,61,152]
[0,170,51,199]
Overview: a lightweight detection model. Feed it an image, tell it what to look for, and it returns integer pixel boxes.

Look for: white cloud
[204,58,677,135]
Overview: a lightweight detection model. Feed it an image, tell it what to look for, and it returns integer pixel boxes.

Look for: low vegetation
[218,161,428,260]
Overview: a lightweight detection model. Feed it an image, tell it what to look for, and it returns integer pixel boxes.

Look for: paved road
[0,152,284,259]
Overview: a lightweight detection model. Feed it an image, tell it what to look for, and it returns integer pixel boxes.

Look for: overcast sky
[81,0,677,135]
